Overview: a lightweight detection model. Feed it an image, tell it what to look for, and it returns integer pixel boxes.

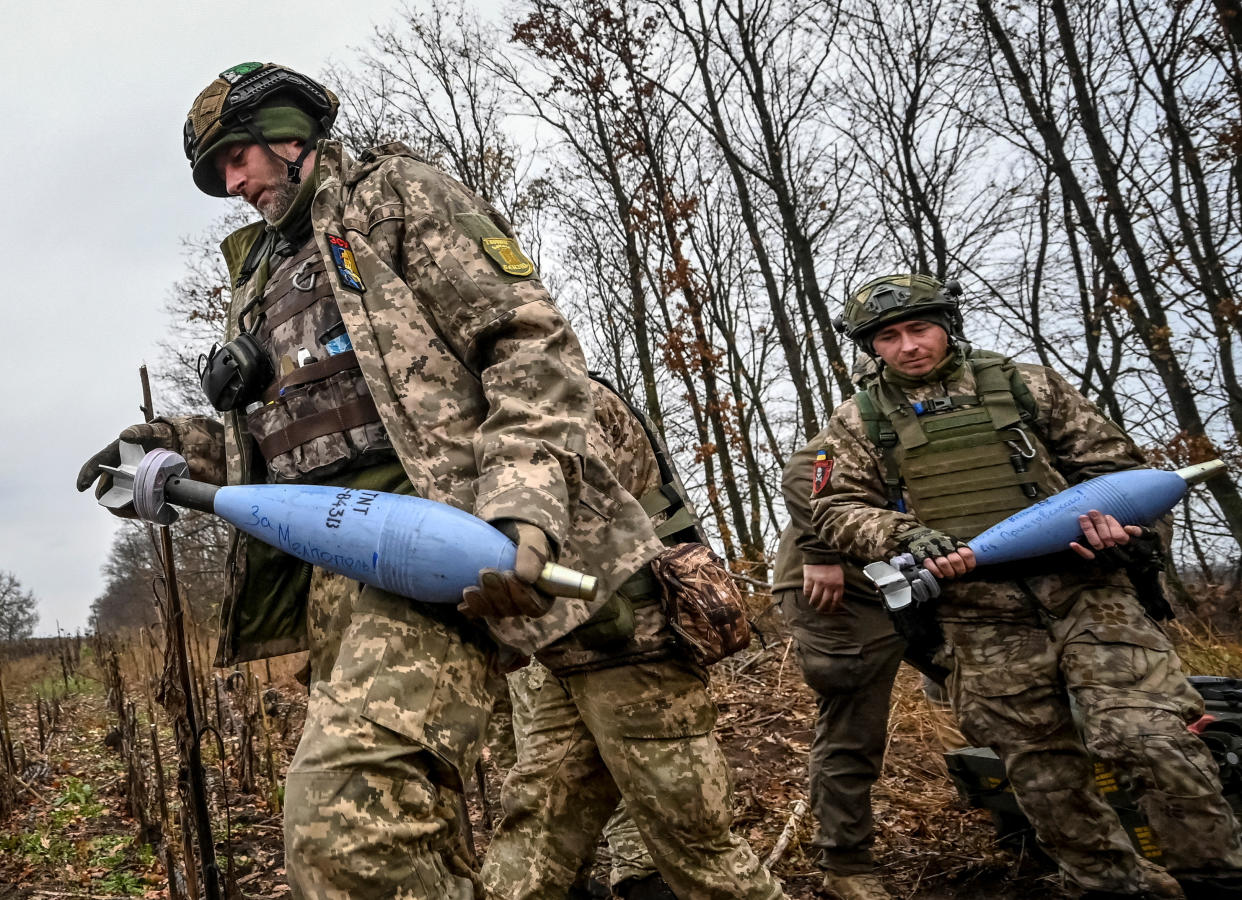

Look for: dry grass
[2,611,1239,899]
[1167,619,1242,676]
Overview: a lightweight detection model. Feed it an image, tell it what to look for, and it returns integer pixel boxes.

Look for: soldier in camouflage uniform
[773,433,904,900]
[75,62,704,899]
[481,378,785,900]
[810,274,1242,899]
[502,658,665,898]
[487,381,672,899]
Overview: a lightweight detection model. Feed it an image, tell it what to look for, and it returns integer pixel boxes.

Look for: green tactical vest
[856,351,1068,541]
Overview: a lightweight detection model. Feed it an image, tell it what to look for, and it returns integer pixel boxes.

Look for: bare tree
[976,0,1242,552]
[0,572,38,642]
[330,0,548,240]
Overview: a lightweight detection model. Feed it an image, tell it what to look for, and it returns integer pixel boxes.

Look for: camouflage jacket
[212,140,664,664]
[809,351,1149,565]
[535,381,679,673]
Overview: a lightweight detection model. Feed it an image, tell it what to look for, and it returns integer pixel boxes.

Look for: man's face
[213,140,311,223]
[870,318,950,377]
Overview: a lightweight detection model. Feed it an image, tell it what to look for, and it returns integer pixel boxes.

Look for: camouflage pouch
[651,543,751,666]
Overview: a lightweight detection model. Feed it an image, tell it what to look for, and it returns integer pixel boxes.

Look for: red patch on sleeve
[811,452,834,496]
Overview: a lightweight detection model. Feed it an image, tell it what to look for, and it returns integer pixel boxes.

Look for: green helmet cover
[836,274,962,349]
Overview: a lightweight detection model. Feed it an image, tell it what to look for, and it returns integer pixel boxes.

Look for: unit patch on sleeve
[482,237,536,277]
[811,449,834,497]
[327,234,365,293]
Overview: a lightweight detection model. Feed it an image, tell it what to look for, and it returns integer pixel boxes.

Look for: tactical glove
[459,520,554,619]
[77,418,226,517]
[897,526,963,564]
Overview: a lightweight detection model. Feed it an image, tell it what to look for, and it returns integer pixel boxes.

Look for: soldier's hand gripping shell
[77,422,180,517]
[459,520,555,619]
[77,418,226,516]
[898,526,976,578]
[898,526,961,563]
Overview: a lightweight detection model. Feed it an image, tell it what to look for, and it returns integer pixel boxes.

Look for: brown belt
[257,394,381,460]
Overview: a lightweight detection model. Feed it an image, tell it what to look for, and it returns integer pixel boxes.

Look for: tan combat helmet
[183,62,339,197]
[834,274,964,353]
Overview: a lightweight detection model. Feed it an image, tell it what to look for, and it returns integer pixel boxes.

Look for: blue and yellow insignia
[327,234,365,293]
[482,237,535,278]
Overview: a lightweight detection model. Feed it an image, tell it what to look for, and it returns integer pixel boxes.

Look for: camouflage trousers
[284,568,495,899]
[480,657,786,900]
[504,660,657,890]
[941,575,1242,893]
[779,590,905,875]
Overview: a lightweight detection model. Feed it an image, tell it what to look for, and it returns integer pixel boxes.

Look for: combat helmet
[834,274,964,353]
[184,62,339,197]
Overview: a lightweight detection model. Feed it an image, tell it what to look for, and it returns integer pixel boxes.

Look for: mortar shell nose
[1176,459,1226,485]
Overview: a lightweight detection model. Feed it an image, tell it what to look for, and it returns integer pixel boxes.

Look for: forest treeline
[93,0,1242,631]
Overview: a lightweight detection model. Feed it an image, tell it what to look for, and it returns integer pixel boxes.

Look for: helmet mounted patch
[219,62,263,84]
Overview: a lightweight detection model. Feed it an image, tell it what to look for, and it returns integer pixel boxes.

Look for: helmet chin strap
[238,115,315,184]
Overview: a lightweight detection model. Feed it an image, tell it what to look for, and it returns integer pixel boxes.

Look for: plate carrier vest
[244,237,392,481]
[855,351,1068,540]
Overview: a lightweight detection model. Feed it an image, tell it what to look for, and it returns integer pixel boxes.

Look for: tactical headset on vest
[184,62,339,197]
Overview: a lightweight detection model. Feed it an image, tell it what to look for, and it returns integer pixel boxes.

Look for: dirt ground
[0,617,1084,900]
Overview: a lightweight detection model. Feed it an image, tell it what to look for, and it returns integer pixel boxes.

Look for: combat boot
[1138,859,1185,899]
[820,871,893,900]
[614,873,677,899]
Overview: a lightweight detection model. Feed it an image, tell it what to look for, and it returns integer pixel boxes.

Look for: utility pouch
[651,543,751,666]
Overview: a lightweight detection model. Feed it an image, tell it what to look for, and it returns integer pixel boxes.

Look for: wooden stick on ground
[764,798,808,869]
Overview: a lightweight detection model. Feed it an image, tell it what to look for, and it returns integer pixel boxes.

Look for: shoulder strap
[969,353,1024,431]
[855,388,906,512]
[967,350,1040,434]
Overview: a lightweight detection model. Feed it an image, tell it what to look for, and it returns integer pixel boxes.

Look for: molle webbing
[639,484,700,543]
[261,351,361,402]
[258,272,327,334]
[246,238,390,478]
[256,395,381,461]
[861,353,1060,540]
[897,407,1048,539]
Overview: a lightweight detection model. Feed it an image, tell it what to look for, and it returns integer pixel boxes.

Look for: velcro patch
[219,62,263,84]
[482,237,535,277]
[811,450,834,497]
[327,234,365,293]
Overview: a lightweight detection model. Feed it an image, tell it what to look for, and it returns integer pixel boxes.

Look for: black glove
[76,422,182,518]
[78,419,226,517]
[1098,528,1175,621]
[898,526,963,564]
[459,520,555,619]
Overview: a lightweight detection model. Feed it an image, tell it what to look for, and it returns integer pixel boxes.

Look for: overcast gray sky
[0,1,409,634]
